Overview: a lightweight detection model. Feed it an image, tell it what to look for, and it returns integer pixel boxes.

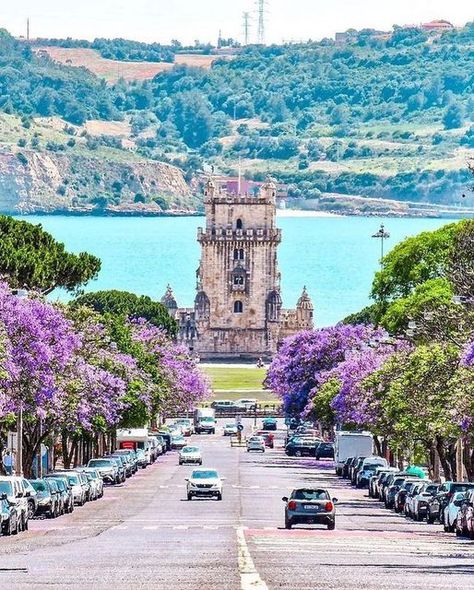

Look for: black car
[426,481,474,524]
[350,457,366,485]
[29,479,61,518]
[285,437,319,457]
[315,442,335,460]
[342,457,354,479]
[283,488,337,530]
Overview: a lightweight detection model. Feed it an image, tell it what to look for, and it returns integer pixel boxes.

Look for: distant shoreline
[276,209,341,218]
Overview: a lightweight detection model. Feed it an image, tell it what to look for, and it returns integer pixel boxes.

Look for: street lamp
[371,223,390,267]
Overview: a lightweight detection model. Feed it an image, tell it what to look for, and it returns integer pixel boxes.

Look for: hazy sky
[3,1,473,45]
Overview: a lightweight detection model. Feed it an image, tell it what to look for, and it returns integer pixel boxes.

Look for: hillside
[0,25,473,215]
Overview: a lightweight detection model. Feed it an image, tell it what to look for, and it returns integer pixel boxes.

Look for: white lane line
[236,526,268,590]
[173,525,189,530]
[143,525,158,530]
[203,525,219,530]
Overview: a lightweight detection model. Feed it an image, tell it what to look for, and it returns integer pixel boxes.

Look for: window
[236,218,243,230]
[233,249,245,261]
[234,300,243,313]
[234,275,244,285]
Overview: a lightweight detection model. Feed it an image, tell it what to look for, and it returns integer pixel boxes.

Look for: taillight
[288,500,297,510]
[325,501,334,512]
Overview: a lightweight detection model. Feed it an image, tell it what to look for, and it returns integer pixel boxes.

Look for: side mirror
[25,491,31,498]
[17,492,23,498]
[185,478,189,482]
[332,497,338,503]
[282,496,288,502]
[0,493,7,500]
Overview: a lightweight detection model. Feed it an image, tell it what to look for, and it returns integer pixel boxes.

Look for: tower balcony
[197,227,282,243]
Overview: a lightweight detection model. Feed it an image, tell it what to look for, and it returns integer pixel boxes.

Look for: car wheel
[295,450,302,457]
[199,461,202,465]
[12,517,18,536]
[23,515,28,531]
[444,521,451,533]
[217,493,222,501]
[187,494,192,501]
[426,511,435,524]
[3,521,11,536]
[27,500,35,520]
[327,520,336,530]
[285,517,292,530]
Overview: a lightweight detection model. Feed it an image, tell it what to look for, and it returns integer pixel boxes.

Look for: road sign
[237,424,244,432]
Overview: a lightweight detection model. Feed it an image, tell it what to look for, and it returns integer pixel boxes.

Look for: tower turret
[296,286,314,328]
[260,176,277,202]
[160,284,178,318]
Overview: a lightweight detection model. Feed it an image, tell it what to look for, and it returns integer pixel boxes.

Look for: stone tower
[193,177,283,359]
[163,176,314,359]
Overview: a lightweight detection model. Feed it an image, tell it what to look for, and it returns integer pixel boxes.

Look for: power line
[242,12,251,46]
[256,0,268,45]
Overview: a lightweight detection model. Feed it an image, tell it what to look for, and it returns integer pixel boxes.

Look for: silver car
[179,446,202,465]
[247,435,265,453]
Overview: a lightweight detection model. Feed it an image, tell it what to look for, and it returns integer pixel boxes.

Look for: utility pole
[256,0,267,45]
[26,17,30,42]
[242,12,251,46]
[371,223,390,268]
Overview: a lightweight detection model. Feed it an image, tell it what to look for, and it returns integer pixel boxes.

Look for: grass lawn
[200,365,279,404]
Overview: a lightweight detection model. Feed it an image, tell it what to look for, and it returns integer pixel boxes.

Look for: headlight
[38,498,50,506]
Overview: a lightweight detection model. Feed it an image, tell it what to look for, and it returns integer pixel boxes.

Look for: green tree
[72,290,177,335]
[443,103,464,130]
[0,215,101,294]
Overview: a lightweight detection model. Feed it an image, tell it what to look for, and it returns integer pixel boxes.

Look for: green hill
[0,24,473,214]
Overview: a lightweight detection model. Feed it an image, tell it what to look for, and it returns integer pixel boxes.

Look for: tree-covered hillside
[0,24,473,213]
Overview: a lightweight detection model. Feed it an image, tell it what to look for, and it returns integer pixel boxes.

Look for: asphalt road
[1,418,474,590]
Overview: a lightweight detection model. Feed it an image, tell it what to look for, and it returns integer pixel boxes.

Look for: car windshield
[363,464,380,471]
[89,460,112,467]
[68,475,79,485]
[200,417,214,423]
[0,481,13,495]
[30,481,47,492]
[182,447,199,453]
[225,424,236,428]
[424,485,438,494]
[192,470,218,479]
[452,483,474,493]
[55,480,66,491]
[292,489,329,501]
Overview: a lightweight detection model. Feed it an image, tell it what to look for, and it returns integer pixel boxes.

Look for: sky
[2,1,473,45]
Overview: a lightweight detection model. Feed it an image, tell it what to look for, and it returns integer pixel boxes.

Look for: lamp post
[371,223,390,268]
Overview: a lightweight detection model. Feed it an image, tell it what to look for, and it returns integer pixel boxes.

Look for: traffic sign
[237,424,244,432]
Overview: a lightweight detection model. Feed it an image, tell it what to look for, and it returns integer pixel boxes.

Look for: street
[1,419,473,590]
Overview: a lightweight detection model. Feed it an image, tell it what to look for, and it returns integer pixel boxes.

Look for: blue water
[19,215,451,326]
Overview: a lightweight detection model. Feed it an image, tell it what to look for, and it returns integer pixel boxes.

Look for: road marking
[236,526,268,590]
[143,525,158,530]
[173,525,189,530]
[203,525,219,530]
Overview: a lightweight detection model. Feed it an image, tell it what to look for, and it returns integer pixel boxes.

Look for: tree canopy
[0,215,101,294]
[72,289,177,336]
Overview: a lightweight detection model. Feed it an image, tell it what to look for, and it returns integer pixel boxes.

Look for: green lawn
[200,365,279,404]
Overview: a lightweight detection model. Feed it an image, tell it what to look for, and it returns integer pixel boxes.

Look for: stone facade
[161,177,313,360]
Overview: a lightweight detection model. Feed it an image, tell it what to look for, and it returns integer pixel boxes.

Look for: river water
[19,214,451,326]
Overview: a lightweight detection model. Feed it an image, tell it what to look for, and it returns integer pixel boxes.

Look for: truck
[334,431,373,476]
[193,407,216,434]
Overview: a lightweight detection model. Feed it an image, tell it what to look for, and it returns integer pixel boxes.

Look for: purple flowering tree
[265,324,390,418]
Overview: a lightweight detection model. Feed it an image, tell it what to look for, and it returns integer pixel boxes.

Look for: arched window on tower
[236,218,243,230]
[234,249,245,261]
[234,300,243,313]
[239,248,244,260]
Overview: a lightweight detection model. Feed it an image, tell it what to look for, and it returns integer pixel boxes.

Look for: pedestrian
[2,450,13,475]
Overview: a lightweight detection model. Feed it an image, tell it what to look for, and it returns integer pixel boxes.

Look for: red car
[254,430,274,448]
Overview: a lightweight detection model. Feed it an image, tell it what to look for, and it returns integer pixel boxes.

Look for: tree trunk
[436,436,452,480]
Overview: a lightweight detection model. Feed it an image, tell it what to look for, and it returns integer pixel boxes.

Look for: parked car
[135,449,148,468]
[0,477,29,531]
[223,423,238,436]
[426,482,474,524]
[108,453,132,478]
[393,479,422,513]
[0,492,19,536]
[411,483,439,522]
[356,457,388,488]
[211,400,239,412]
[379,472,401,504]
[77,470,99,501]
[285,437,320,457]
[55,472,86,506]
[385,475,419,509]
[235,398,257,411]
[44,474,74,513]
[186,468,224,501]
[29,479,61,518]
[342,457,354,479]
[262,417,277,431]
[315,442,335,460]
[348,456,364,482]
[444,491,467,533]
[247,436,266,453]
[350,457,367,485]
[113,449,138,473]
[455,489,474,538]
[403,481,426,518]
[86,458,119,485]
[179,446,203,465]
[369,468,397,498]
[282,488,337,530]
[104,457,126,483]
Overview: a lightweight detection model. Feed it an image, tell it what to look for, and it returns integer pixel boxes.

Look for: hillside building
[161,177,313,360]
